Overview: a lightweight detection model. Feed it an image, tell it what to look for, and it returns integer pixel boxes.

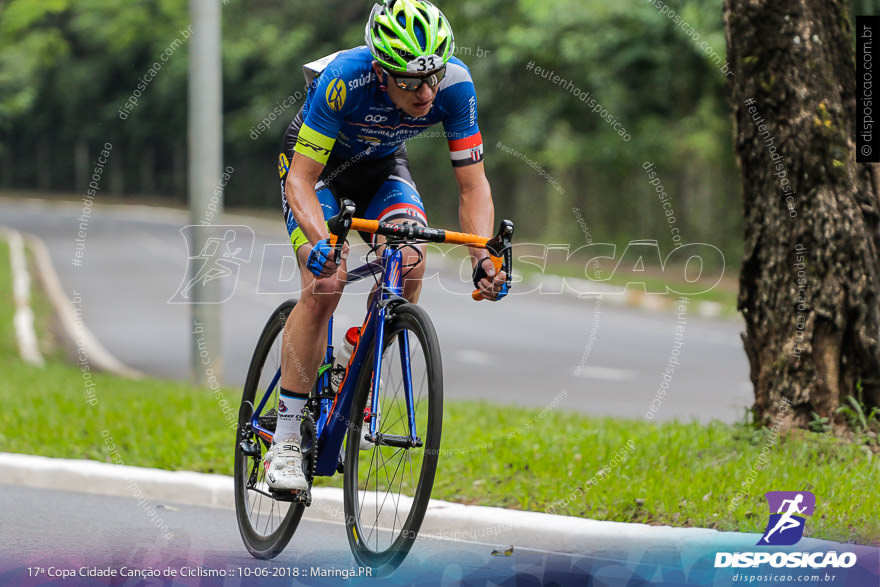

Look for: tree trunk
[108,139,125,196]
[36,137,51,191]
[724,0,880,429]
[74,138,88,193]
[140,144,156,195]
[1,142,13,188]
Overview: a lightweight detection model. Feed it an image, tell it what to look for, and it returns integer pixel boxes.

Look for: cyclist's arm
[440,61,492,266]
[287,67,349,275]
[455,161,507,300]
[286,152,330,249]
[286,152,342,277]
[454,160,494,264]
[286,59,351,270]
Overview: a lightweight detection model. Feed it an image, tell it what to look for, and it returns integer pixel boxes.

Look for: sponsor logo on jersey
[364,114,388,123]
[347,72,375,91]
[277,153,290,178]
[326,78,347,111]
[296,136,331,158]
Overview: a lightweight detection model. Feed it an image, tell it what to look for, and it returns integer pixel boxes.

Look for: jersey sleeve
[441,64,484,168]
[294,72,351,165]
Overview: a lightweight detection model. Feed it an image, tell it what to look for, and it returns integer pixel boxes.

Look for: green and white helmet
[365,0,455,74]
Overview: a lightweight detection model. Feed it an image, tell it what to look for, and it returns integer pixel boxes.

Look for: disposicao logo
[715,491,857,569]
[759,491,815,546]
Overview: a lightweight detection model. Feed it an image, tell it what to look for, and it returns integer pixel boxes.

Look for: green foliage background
[0,0,876,260]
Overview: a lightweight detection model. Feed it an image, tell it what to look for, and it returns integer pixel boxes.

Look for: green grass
[432,405,879,545]
[0,238,877,545]
[0,239,232,473]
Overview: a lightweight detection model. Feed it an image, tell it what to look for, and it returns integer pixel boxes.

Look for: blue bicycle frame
[249,241,418,477]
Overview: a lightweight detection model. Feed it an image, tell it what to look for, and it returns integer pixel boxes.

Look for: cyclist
[265,0,509,492]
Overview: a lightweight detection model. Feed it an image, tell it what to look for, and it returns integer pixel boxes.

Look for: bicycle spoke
[377,447,405,515]
[234,301,302,559]
[358,439,380,521]
[370,447,405,549]
[344,304,441,570]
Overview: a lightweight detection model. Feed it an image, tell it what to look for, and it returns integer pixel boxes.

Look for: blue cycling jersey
[292,46,484,168]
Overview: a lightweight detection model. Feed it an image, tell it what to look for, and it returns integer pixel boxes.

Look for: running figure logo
[758,491,815,546]
[169,225,255,304]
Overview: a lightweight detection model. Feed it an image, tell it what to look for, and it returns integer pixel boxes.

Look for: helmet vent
[379,23,395,38]
[412,18,427,50]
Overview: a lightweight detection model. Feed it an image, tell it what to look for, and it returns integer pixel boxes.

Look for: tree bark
[36,137,51,191]
[74,138,88,193]
[1,141,13,188]
[108,138,125,196]
[724,0,880,428]
[140,144,156,195]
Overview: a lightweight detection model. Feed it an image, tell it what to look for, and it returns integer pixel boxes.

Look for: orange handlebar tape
[350,218,379,233]
[471,254,504,301]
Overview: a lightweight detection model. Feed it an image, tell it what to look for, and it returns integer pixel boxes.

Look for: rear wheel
[343,303,443,572]
[234,300,305,559]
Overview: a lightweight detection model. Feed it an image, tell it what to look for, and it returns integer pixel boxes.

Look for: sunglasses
[384,66,447,91]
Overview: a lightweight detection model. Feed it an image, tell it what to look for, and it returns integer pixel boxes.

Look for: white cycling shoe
[264,438,308,491]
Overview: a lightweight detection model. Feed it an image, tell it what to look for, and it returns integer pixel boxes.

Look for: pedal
[269,486,312,506]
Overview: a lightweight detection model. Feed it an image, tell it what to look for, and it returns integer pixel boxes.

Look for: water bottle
[331,326,360,389]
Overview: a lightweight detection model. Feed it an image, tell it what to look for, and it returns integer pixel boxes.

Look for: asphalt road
[0,196,751,423]
[0,485,617,586]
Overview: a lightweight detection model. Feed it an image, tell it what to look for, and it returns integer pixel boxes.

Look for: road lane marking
[454,350,492,365]
[572,365,636,381]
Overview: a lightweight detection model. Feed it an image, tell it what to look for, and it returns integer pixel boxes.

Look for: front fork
[364,246,419,447]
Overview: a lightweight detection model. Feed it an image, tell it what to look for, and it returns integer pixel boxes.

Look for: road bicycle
[234,199,513,572]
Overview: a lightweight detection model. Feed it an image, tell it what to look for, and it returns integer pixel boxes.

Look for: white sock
[273,388,308,444]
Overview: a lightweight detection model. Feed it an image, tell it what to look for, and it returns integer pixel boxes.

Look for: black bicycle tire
[342,302,443,572]
[234,299,305,559]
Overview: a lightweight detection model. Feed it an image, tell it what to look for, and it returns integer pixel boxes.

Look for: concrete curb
[0,452,828,555]
[1,228,44,366]
[17,227,144,379]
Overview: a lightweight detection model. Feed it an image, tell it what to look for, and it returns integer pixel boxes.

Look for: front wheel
[343,303,443,572]
[234,299,305,559]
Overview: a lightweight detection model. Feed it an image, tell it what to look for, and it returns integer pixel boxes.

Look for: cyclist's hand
[472,256,509,301]
[306,238,345,278]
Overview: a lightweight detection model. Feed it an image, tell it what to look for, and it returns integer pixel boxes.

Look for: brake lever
[326,199,356,265]
[472,219,514,301]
